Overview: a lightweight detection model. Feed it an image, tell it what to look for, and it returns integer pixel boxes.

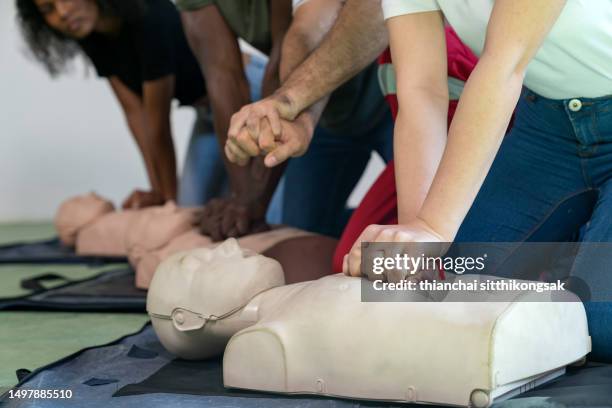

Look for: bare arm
[416,0,567,241]
[141,76,177,202]
[344,0,567,276]
[255,0,345,160]
[227,0,385,167]
[279,0,388,119]
[181,4,283,237]
[387,11,448,224]
[109,76,177,207]
[261,0,293,98]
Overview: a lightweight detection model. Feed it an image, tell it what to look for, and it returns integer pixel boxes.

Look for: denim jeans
[281,108,394,238]
[455,88,612,362]
[178,55,284,224]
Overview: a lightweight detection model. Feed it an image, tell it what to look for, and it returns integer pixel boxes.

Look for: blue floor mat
[2,324,612,408]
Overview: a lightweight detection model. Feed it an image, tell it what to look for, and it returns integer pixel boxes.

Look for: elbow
[396,81,449,112]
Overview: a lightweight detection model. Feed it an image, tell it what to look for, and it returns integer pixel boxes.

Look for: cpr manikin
[54,193,333,290]
[54,193,115,246]
[54,194,199,258]
[148,241,591,408]
[134,227,313,289]
[76,201,199,258]
[148,239,288,359]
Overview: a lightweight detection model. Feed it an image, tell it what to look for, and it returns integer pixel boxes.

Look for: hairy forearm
[395,89,448,224]
[417,57,524,240]
[278,0,387,117]
[278,1,343,129]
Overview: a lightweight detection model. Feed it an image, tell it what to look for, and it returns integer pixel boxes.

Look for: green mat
[0,312,149,393]
[0,222,55,246]
[0,222,149,394]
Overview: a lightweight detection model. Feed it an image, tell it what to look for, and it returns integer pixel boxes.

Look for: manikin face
[34,0,99,39]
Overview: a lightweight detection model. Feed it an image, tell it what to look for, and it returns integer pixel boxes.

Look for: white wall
[0,2,382,222]
[0,1,194,222]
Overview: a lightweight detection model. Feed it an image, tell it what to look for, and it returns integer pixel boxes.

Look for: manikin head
[147,239,285,360]
[54,192,114,246]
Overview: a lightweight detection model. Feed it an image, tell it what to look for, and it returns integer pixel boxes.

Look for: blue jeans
[456,88,612,362]
[178,55,283,224]
[281,108,394,237]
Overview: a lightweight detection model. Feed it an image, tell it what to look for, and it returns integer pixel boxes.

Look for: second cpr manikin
[147,239,591,408]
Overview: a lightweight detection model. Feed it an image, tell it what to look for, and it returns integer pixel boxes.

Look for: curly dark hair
[16,0,145,76]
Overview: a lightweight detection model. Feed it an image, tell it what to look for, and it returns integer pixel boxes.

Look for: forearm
[145,123,177,201]
[417,58,524,240]
[262,0,292,98]
[261,50,281,98]
[278,0,387,118]
[277,2,342,129]
[125,112,164,194]
[208,70,283,209]
[395,90,448,224]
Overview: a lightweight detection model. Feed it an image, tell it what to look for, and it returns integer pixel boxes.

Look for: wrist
[229,193,268,219]
[294,110,316,135]
[413,213,455,243]
[272,91,300,120]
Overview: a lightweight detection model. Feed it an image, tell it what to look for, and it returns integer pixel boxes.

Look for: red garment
[332,27,478,272]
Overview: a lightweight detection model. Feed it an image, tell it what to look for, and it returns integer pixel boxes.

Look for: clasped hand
[226,96,314,167]
[200,197,269,242]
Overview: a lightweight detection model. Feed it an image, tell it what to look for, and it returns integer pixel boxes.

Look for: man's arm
[228,0,344,167]
[261,0,293,98]
[227,0,387,166]
[180,4,283,238]
[109,76,176,208]
[279,0,387,117]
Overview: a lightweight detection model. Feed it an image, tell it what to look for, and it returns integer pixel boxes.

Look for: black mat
[0,266,146,312]
[117,355,612,407]
[0,237,126,265]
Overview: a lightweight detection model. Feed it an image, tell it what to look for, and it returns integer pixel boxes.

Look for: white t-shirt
[382,0,612,99]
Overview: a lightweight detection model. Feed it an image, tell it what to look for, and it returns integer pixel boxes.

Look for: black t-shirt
[80,0,205,106]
